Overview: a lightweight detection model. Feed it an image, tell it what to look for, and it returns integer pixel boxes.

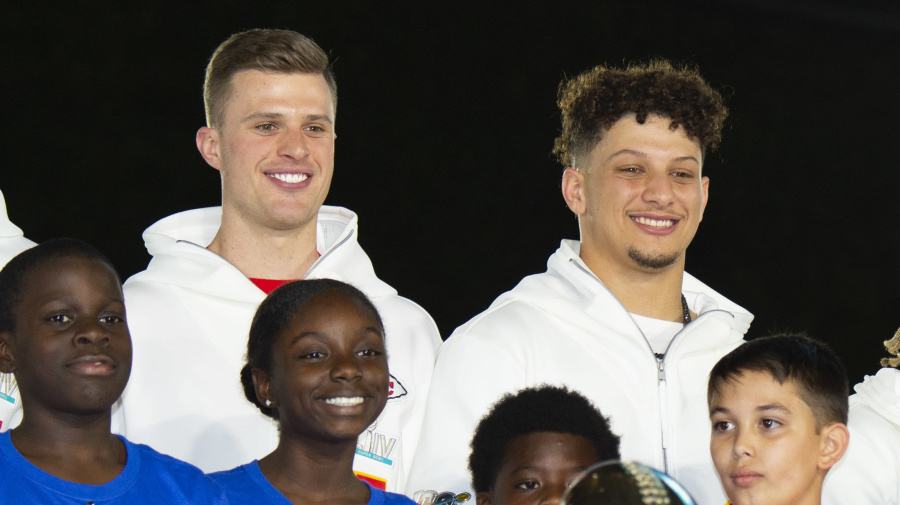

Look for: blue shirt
[211,461,417,505]
[0,431,227,504]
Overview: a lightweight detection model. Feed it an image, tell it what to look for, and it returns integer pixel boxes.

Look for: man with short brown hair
[118,29,440,493]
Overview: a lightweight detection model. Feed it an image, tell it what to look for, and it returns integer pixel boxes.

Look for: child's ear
[251,368,274,410]
[818,422,850,470]
[475,491,491,505]
[0,331,16,374]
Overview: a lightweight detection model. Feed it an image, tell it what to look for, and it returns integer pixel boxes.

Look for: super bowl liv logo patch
[356,420,399,466]
[0,373,19,431]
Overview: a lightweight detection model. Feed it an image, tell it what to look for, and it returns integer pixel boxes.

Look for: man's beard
[627,247,681,270]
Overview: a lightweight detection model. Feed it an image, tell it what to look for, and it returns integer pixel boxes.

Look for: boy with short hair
[467,385,620,505]
[0,238,226,503]
[707,334,850,505]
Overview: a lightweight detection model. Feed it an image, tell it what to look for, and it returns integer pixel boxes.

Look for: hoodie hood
[130,205,396,302]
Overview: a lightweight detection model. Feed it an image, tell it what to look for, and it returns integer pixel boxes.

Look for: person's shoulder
[0,432,22,473]
[208,461,254,480]
[121,272,191,337]
[123,270,179,303]
[123,438,228,503]
[208,462,257,490]
[852,369,900,427]
[130,439,207,475]
[129,439,219,484]
[448,275,569,342]
[373,295,439,338]
[848,397,900,439]
[369,486,418,505]
[209,462,286,504]
[373,293,434,323]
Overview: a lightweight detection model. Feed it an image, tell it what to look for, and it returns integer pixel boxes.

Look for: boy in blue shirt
[0,238,227,504]
[708,335,849,505]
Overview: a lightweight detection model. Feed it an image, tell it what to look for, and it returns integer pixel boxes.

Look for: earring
[265,399,272,407]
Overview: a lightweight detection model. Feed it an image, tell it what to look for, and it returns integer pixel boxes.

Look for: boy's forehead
[20,257,122,303]
[711,370,813,415]
[38,255,116,278]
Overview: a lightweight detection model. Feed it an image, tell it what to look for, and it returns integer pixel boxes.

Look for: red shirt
[249,278,294,295]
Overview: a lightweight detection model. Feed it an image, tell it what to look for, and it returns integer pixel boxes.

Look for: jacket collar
[553,239,753,335]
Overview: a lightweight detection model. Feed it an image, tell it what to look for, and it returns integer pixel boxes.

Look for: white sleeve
[405,329,527,496]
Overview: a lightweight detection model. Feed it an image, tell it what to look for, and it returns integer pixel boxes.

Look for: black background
[3,1,899,387]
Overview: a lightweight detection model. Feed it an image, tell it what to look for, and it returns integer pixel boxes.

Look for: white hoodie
[407,240,752,505]
[0,190,35,269]
[823,367,900,505]
[0,189,36,433]
[116,205,440,493]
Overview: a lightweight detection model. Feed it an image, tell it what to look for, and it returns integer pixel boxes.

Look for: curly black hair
[468,385,621,493]
[553,59,727,169]
[240,278,383,419]
[0,238,117,333]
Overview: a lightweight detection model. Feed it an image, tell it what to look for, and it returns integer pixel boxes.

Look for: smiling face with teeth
[196,70,336,236]
[0,256,132,418]
[562,113,708,277]
[256,288,388,444]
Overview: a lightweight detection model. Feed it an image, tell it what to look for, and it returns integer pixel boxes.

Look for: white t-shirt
[631,313,682,355]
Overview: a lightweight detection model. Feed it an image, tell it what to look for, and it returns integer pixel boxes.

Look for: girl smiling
[211,279,415,505]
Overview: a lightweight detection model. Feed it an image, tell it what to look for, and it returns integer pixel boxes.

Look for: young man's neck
[208,214,320,280]
[580,250,691,323]
[11,409,125,484]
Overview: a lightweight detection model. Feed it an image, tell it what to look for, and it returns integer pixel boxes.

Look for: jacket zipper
[571,260,685,475]
[655,352,669,474]
[304,229,354,279]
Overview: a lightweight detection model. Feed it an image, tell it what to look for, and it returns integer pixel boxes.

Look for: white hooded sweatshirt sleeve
[823,367,900,505]
[0,188,36,433]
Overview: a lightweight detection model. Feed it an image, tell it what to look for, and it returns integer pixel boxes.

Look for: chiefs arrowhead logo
[387,374,407,400]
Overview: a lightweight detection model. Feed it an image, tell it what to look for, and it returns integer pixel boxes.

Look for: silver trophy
[561,461,696,505]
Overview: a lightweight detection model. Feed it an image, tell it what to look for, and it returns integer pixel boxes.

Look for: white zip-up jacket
[116,206,441,493]
[823,367,900,505]
[407,240,752,505]
[0,189,35,268]
[0,188,35,433]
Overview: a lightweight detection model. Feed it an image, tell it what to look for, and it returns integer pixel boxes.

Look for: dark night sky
[2,1,899,386]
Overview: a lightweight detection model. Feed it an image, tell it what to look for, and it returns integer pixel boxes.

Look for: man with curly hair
[408,60,752,505]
